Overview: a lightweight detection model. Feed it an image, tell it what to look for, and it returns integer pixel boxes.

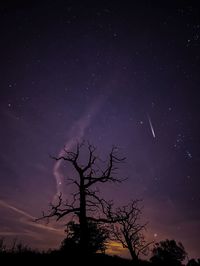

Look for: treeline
[0,237,199,266]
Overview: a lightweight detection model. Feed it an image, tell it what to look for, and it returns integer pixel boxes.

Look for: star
[186,151,192,159]
[154,233,158,238]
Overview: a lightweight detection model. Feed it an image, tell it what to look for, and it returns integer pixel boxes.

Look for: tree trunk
[79,176,88,257]
[128,243,138,263]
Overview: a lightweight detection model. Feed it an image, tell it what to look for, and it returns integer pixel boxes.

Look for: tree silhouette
[0,238,6,253]
[187,259,200,266]
[60,220,109,254]
[150,239,187,266]
[37,142,126,256]
[110,200,152,262]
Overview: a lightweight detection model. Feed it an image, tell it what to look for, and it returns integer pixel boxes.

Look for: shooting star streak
[147,114,156,138]
[53,97,105,201]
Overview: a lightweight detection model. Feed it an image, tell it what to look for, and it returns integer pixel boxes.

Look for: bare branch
[50,142,82,174]
[82,143,97,173]
[84,147,126,188]
[36,193,80,222]
[67,177,80,188]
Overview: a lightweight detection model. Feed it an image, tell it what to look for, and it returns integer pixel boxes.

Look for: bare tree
[110,200,153,262]
[37,142,126,256]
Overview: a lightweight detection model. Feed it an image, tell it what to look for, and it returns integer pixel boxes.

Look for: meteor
[147,114,156,138]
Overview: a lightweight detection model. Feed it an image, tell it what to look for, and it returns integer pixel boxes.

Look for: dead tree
[37,142,126,256]
[110,200,153,262]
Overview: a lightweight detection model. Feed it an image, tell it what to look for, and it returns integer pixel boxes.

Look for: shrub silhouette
[187,259,200,266]
[60,220,109,255]
[150,239,187,265]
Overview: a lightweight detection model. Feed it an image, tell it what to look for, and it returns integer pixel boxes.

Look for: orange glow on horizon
[106,241,129,258]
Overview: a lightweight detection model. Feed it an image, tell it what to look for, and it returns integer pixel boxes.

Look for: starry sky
[0,1,200,259]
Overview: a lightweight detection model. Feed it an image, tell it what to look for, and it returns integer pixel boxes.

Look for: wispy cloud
[53,97,105,199]
[0,200,64,235]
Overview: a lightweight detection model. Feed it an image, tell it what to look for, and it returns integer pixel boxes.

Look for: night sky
[0,1,200,259]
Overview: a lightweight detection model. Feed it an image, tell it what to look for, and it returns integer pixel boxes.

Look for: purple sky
[0,1,200,259]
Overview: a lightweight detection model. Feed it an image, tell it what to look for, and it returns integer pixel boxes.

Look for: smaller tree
[110,200,152,262]
[187,259,200,266]
[60,220,109,255]
[150,239,187,266]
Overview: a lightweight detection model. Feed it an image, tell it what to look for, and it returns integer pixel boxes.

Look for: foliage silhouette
[0,236,198,266]
[60,220,109,254]
[187,259,200,266]
[150,239,187,266]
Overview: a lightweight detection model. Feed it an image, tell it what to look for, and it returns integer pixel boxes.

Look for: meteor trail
[147,114,156,138]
